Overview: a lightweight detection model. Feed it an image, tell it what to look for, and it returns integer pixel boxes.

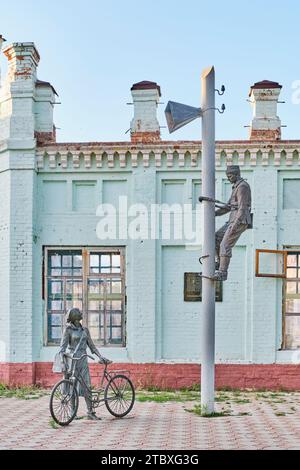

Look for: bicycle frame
[63,353,131,409]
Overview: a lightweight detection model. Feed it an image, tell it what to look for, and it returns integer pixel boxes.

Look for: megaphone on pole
[165,101,202,133]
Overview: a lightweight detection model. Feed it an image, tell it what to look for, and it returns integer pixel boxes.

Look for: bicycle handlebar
[63,352,112,365]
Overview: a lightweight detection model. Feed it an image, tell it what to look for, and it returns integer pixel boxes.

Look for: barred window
[45,248,125,346]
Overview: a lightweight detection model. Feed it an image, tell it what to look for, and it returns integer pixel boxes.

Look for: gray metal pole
[201,66,216,414]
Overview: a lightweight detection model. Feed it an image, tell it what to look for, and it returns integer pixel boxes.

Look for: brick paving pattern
[1,392,300,450]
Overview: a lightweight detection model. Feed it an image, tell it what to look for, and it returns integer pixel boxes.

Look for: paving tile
[1,394,300,449]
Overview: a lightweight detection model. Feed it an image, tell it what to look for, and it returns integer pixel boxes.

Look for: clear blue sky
[1,0,300,142]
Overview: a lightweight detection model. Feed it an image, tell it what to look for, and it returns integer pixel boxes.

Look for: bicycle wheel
[104,374,135,418]
[49,379,79,426]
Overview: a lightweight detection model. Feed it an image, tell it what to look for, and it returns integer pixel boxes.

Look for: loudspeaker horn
[165,101,202,133]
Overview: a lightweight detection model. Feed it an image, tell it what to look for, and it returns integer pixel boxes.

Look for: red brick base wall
[0,363,37,386]
[1,363,300,390]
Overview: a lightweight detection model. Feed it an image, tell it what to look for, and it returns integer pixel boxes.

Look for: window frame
[44,246,126,347]
[255,249,287,279]
[282,249,300,350]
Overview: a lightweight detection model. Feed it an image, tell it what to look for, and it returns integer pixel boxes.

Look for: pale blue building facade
[1,41,300,388]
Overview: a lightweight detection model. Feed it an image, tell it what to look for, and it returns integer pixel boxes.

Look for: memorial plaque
[184,273,222,302]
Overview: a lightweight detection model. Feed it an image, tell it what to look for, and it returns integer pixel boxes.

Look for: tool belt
[247,213,254,230]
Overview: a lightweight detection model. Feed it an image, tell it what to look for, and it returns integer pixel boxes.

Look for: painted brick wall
[0,156,36,364]
[126,165,157,362]
[0,171,11,362]
[0,42,37,365]
[3,145,300,371]
[9,165,35,363]
[251,167,278,362]
[33,162,291,367]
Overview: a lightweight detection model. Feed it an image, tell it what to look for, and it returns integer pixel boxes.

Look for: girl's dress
[59,323,99,396]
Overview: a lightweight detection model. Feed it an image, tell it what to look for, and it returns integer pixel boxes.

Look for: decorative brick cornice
[36,140,300,170]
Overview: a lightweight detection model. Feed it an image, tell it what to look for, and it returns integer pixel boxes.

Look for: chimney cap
[249,80,282,96]
[131,80,161,97]
[36,79,59,97]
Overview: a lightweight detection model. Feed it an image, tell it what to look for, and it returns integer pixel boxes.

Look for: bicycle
[49,353,135,426]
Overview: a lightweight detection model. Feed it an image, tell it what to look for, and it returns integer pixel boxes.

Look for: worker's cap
[226,165,240,174]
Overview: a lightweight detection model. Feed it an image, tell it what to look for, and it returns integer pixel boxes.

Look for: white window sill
[276,350,300,364]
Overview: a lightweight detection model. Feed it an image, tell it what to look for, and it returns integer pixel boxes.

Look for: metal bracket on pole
[199,255,209,265]
[202,104,225,114]
[215,85,225,96]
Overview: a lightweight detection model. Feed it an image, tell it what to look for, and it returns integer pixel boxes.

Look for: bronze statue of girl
[59,308,111,420]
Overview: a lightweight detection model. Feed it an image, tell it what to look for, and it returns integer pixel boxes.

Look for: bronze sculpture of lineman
[213,165,252,281]
[199,165,252,281]
[59,308,111,420]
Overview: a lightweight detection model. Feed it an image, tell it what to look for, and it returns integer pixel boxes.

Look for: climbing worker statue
[213,165,252,281]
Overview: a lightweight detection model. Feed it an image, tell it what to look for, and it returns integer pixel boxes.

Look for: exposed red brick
[2,363,300,391]
[37,138,300,151]
[15,68,33,77]
[35,127,56,145]
[0,363,36,386]
[250,128,281,141]
[131,131,161,144]
[4,51,13,61]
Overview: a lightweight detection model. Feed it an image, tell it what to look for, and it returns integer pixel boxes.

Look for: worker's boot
[212,256,230,281]
[87,411,101,420]
[86,397,101,420]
